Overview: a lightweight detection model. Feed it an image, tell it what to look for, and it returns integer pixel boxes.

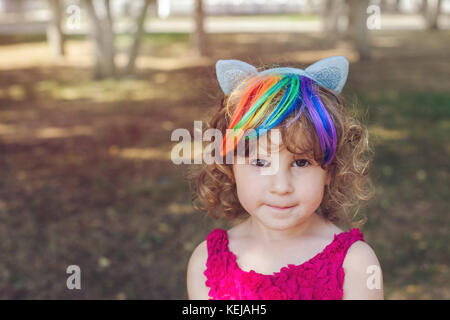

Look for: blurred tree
[394,0,401,12]
[346,0,371,61]
[322,0,344,33]
[46,0,65,58]
[126,0,152,74]
[379,0,401,13]
[82,0,153,79]
[83,0,116,78]
[422,0,443,30]
[3,0,25,18]
[192,0,209,57]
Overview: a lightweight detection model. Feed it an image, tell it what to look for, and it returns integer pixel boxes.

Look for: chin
[255,210,311,231]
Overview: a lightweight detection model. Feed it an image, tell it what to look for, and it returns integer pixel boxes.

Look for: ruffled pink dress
[204,228,364,300]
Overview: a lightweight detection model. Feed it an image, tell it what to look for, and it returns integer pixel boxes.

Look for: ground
[0,29,448,299]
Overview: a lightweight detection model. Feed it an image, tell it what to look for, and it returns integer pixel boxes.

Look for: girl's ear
[216,59,258,95]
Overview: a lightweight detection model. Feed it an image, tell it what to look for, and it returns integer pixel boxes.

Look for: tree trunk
[126,0,152,75]
[192,0,208,57]
[82,0,116,79]
[423,0,442,30]
[103,0,116,76]
[47,0,65,58]
[394,0,401,12]
[422,0,428,14]
[16,0,25,20]
[347,0,371,61]
[322,0,343,33]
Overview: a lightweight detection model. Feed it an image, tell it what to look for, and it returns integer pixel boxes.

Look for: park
[0,0,448,300]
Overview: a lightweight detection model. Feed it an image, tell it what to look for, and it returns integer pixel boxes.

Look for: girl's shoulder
[186,239,210,299]
[341,234,384,299]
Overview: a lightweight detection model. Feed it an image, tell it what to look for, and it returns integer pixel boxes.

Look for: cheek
[234,166,265,208]
[292,171,327,201]
[236,182,256,211]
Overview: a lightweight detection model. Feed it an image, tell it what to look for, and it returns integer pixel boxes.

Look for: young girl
[186,56,384,300]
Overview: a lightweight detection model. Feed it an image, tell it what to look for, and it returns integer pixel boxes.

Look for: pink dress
[204,228,365,300]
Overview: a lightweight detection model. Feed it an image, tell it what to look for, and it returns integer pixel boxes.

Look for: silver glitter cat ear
[304,56,349,94]
[215,59,258,95]
[215,55,349,94]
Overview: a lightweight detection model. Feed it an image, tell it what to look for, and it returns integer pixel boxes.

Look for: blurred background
[0,0,448,299]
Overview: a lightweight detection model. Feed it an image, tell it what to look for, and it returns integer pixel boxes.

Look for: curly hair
[186,72,375,228]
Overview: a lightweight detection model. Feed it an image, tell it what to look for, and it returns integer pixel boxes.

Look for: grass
[359,91,450,299]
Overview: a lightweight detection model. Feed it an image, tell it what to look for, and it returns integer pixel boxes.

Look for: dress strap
[332,228,365,260]
[204,228,233,299]
[206,228,229,256]
[341,228,365,252]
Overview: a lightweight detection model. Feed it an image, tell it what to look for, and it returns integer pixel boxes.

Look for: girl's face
[232,133,330,231]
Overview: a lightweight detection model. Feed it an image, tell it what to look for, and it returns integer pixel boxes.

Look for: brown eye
[251,159,268,167]
[293,159,310,168]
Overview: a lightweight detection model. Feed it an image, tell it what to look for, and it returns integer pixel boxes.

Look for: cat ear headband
[216,55,349,95]
[215,56,349,165]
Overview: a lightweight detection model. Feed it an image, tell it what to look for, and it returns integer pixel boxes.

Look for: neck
[245,213,323,243]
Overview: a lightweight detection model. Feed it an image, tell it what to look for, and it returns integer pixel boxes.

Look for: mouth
[266,204,297,211]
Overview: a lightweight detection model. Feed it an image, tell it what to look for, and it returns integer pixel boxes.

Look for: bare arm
[186,240,211,300]
[342,241,384,300]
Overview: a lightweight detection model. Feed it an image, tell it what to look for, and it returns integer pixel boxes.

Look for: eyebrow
[248,150,314,158]
[292,150,314,157]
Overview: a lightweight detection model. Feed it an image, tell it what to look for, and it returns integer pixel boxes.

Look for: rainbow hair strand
[221,73,337,166]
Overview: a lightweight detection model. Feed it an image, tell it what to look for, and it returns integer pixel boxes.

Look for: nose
[269,166,294,195]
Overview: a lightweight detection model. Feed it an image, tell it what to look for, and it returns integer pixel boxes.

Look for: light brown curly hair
[186,71,375,228]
